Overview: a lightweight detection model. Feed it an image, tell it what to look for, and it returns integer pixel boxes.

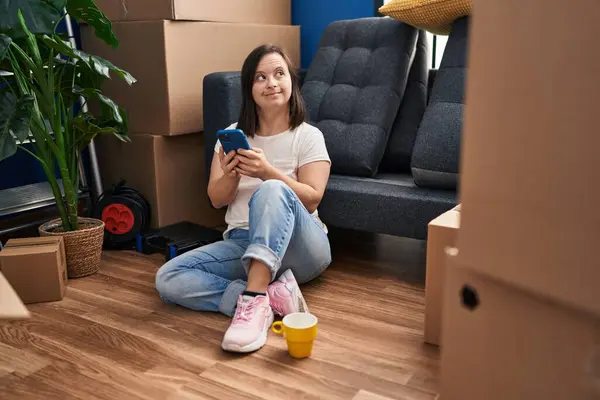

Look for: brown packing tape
[5,242,59,249]
[4,237,62,248]
[1,238,61,257]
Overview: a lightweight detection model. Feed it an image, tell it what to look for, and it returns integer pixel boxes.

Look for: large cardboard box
[95,133,225,229]
[456,0,600,316]
[81,21,300,136]
[93,0,291,25]
[0,272,30,319]
[424,209,460,346]
[441,250,600,400]
[0,237,68,304]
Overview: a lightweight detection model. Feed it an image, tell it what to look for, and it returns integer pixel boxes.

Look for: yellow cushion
[379,0,472,35]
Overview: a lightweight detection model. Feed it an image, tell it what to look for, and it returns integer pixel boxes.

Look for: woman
[155,44,332,353]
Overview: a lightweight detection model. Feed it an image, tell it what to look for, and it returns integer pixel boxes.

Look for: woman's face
[252,52,293,112]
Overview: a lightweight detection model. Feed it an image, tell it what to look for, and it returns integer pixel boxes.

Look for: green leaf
[17,9,43,68]
[76,61,106,89]
[85,51,136,84]
[41,35,77,57]
[0,34,11,60]
[0,91,34,160]
[52,59,104,110]
[70,112,129,150]
[97,92,124,124]
[71,87,129,140]
[46,0,68,9]
[73,86,124,124]
[0,126,17,159]
[0,0,66,37]
[42,35,136,84]
[66,0,118,48]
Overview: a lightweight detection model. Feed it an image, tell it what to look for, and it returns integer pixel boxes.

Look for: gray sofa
[203,17,468,240]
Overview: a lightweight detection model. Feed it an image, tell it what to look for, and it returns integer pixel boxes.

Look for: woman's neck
[256,107,290,136]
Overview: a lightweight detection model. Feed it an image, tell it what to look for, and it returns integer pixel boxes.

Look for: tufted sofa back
[301,17,420,177]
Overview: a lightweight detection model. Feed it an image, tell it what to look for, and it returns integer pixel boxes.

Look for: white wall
[382,0,448,69]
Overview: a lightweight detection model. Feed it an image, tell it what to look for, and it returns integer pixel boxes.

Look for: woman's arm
[263,161,330,213]
[235,147,330,213]
[207,148,241,209]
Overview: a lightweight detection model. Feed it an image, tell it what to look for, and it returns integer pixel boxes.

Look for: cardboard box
[93,0,291,25]
[0,237,67,304]
[424,209,460,346]
[81,21,300,135]
[441,249,600,400]
[456,0,600,316]
[95,132,226,229]
[0,272,30,319]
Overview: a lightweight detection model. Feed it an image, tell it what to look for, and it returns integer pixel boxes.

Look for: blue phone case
[217,129,251,153]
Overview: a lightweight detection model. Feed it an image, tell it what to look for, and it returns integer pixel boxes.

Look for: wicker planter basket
[39,217,105,278]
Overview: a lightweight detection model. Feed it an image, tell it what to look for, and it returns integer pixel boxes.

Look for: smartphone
[217,129,251,154]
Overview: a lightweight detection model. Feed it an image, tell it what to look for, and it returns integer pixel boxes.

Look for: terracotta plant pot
[39,217,105,279]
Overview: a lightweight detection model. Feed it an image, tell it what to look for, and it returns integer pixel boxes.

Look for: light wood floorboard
[0,228,439,399]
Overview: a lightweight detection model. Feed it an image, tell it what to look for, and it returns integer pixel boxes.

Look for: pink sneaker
[267,269,310,316]
[221,294,274,353]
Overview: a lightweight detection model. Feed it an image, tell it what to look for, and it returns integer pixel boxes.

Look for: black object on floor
[136,221,223,261]
[93,180,151,249]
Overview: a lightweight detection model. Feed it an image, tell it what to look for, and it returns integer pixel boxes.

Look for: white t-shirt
[214,122,331,234]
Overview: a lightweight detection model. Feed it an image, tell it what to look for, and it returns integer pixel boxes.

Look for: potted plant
[0,1,135,278]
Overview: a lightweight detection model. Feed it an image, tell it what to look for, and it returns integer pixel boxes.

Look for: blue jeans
[155,180,332,317]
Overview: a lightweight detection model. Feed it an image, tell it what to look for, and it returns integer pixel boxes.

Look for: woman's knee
[155,256,207,303]
[250,180,292,204]
[155,261,182,302]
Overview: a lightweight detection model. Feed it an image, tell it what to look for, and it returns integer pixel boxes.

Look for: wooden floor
[0,229,439,400]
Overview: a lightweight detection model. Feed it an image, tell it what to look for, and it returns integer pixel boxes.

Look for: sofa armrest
[203,71,243,180]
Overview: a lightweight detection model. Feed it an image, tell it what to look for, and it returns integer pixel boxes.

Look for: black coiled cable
[93,179,151,249]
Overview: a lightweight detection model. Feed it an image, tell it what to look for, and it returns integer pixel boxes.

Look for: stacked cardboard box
[83,0,300,228]
[0,237,67,309]
[440,1,600,399]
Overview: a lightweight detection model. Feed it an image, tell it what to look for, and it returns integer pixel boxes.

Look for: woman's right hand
[219,147,240,178]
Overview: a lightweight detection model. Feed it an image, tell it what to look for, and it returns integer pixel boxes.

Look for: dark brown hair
[237,44,307,137]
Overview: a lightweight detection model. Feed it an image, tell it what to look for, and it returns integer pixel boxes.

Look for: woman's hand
[235,148,275,180]
[219,147,240,178]
[208,147,241,209]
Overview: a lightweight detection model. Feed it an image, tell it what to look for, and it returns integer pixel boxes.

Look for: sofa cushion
[379,29,429,174]
[379,0,471,35]
[319,173,457,240]
[410,16,469,189]
[203,72,243,181]
[301,17,419,178]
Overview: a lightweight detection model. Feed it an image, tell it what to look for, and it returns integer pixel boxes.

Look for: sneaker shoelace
[232,299,257,326]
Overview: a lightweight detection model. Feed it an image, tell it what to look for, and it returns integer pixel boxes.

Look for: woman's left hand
[235,148,275,180]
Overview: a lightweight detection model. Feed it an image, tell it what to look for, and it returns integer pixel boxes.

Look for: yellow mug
[271,312,318,359]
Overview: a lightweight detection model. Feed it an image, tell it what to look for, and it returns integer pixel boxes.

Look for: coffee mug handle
[271,321,284,335]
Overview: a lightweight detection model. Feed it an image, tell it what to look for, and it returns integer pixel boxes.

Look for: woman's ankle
[245,259,271,293]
